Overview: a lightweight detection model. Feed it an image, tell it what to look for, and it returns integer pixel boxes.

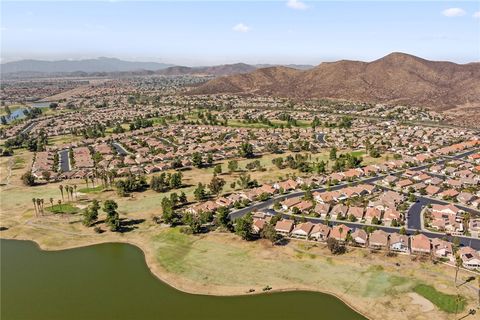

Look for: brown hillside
[190,52,480,111]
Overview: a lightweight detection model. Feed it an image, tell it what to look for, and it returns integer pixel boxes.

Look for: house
[389,233,409,253]
[365,207,382,224]
[252,219,267,234]
[274,219,294,236]
[281,197,302,210]
[410,234,431,254]
[329,224,351,242]
[347,206,364,220]
[383,209,402,225]
[351,229,368,247]
[431,238,453,260]
[425,185,441,196]
[330,204,348,220]
[368,230,389,249]
[313,203,330,218]
[291,222,315,239]
[310,224,331,241]
[293,200,314,213]
[458,247,480,269]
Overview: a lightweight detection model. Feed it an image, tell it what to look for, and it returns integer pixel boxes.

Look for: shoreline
[0,234,371,320]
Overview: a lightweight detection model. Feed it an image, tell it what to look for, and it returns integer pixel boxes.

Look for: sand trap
[407,292,434,312]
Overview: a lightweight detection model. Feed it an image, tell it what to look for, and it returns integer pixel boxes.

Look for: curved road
[228,148,480,249]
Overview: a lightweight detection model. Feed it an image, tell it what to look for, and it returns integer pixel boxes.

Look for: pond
[0,239,367,320]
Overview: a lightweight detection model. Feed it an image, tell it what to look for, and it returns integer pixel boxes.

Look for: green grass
[78,185,107,194]
[413,284,465,313]
[45,203,80,214]
[11,156,26,170]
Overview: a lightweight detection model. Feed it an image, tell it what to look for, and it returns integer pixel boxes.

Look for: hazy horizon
[1,1,479,66]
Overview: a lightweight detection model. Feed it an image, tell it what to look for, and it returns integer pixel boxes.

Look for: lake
[0,239,367,320]
[5,102,51,123]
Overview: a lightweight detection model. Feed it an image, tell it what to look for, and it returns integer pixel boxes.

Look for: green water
[0,239,366,320]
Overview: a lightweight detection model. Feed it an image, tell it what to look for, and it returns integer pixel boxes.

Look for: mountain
[156,63,257,76]
[0,57,173,74]
[190,53,480,111]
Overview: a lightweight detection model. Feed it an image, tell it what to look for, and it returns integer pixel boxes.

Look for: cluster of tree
[83,200,100,227]
[4,131,48,152]
[104,200,121,231]
[115,175,148,196]
[191,152,214,168]
[331,152,362,171]
[0,147,13,156]
[129,118,154,131]
[245,160,264,172]
[278,113,298,127]
[326,238,346,254]
[196,111,227,126]
[160,192,188,225]
[238,142,254,158]
[76,124,106,139]
[112,123,125,134]
[150,172,183,192]
[22,107,43,120]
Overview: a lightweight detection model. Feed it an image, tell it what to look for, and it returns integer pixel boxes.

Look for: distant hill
[156,63,257,76]
[190,52,480,111]
[0,57,174,74]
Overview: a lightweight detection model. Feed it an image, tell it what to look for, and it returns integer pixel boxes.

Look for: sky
[1,1,479,66]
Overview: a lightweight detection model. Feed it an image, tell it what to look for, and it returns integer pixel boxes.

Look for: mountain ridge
[189,52,480,111]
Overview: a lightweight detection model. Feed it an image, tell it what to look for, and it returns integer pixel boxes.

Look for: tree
[260,223,281,245]
[179,191,188,204]
[238,142,254,158]
[237,173,253,189]
[59,184,64,201]
[83,200,100,226]
[21,171,35,186]
[326,238,346,254]
[191,152,203,168]
[213,164,222,175]
[329,147,337,161]
[235,213,253,240]
[227,160,238,173]
[161,197,176,225]
[103,200,120,231]
[215,206,230,229]
[209,175,226,195]
[206,153,214,166]
[399,226,406,235]
[169,172,183,189]
[194,183,207,201]
[32,198,38,216]
[183,212,202,234]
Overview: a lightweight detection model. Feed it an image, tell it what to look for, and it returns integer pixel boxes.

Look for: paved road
[228,148,480,249]
[112,142,131,156]
[58,149,70,172]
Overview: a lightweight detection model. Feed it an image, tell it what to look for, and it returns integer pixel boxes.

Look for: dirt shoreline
[1,234,372,319]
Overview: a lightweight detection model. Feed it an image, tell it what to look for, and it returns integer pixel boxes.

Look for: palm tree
[455,253,462,286]
[339,227,344,242]
[32,198,38,217]
[84,176,89,188]
[73,184,77,199]
[69,186,74,201]
[36,198,42,216]
[49,198,54,208]
[59,184,64,201]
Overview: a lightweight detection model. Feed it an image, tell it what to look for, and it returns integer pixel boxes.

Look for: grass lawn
[46,203,80,214]
[11,156,26,170]
[413,284,465,313]
[78,185,109,194]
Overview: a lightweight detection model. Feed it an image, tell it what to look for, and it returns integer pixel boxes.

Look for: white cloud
[232,23,251,33]
[442,8,466,17]
[474,11,480,18]
[286,0,308,10]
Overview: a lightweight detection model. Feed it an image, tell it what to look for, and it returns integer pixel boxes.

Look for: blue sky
[1,1,479,65]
